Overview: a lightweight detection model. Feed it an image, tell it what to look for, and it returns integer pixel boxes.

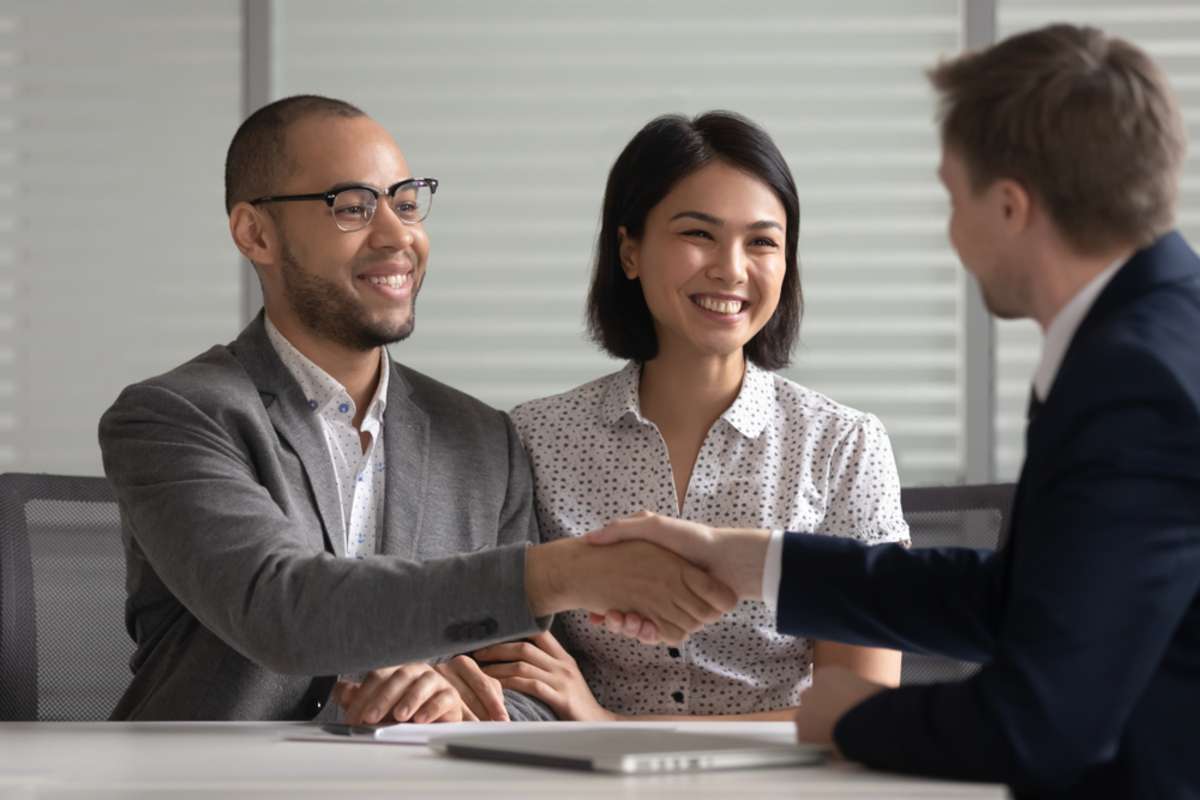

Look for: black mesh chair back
[898,482,1015,686]
[0,472,133,720]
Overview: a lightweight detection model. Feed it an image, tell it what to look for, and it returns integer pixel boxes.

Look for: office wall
[2,1,1197,484]
[0,1,243,474]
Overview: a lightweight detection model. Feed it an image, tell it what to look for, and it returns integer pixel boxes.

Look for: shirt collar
[600,360,774,439]
[264,315,389,422]
[1032,256,1125,401]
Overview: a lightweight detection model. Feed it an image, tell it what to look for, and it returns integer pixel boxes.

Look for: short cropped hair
[224,94,365,214]
[587,112,802,370]
[929,24,1187,253]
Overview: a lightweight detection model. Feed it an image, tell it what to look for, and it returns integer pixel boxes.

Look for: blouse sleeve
[813,413,909,545]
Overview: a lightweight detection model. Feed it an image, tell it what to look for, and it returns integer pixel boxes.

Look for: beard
[279,240,417,351]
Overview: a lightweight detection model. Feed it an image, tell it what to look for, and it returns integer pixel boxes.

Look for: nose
[367,200,417,250]
[707,242,749,285]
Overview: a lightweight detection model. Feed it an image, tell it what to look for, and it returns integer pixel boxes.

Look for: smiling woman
[493,112,910,723]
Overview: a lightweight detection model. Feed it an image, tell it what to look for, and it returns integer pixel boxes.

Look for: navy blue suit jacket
[778,232,1200,798]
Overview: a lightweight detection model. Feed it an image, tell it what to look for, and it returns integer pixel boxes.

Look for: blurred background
[1,0,1197,484]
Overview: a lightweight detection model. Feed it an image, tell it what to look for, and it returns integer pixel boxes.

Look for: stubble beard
[279,240,417,351]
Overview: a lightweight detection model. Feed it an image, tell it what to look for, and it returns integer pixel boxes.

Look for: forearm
[814,641,902,688]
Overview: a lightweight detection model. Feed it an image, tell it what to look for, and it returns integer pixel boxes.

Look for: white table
[0,721,1007,799]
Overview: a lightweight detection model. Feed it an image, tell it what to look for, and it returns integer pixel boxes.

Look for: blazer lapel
[380,361,430,558]
[230,313,346,558]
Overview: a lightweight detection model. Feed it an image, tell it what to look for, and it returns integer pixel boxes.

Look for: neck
[1029,239,1134,331]
[265,308,383,420]
[639,343,746,435]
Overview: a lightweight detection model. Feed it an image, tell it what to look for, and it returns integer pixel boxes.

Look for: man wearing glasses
[98,95,735,723]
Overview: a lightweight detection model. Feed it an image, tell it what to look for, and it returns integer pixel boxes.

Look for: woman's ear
[617,226,639,280]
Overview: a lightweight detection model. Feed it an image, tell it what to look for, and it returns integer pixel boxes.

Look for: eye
[681,229,714,240]
[749,236,779,248]
[334,205,371,220]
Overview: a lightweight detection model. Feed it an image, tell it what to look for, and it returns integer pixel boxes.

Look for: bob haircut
[586,111,802,370]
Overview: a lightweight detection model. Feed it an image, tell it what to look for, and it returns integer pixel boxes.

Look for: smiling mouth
[692,295,747,315]
[363,274,411,289]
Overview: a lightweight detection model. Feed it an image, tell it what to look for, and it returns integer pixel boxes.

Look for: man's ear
[617,226,639,280]
[994,179,1031,234]
[229,202,279,267]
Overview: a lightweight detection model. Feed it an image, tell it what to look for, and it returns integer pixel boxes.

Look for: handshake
[525,511,773,646]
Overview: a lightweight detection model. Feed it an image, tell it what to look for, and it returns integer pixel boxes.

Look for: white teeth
[695,296,745,315]
[366,274,410,289]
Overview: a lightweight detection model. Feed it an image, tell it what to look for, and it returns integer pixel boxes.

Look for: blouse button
[667,647,681,658]
[671,690,684,704]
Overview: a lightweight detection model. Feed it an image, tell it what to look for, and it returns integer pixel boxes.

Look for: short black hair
[224,94,365,214]
[586,111,803,370]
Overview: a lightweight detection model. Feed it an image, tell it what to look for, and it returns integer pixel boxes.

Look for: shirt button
[667,647,681,658]
[338,403,350,414]
[671,690,684,704]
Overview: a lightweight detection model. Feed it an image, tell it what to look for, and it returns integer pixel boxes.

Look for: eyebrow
[669,210,784,232]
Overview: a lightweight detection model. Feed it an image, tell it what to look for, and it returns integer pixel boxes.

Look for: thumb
[586,510,657,545]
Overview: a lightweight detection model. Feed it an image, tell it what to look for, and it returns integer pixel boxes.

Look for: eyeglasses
[250,177,439,232]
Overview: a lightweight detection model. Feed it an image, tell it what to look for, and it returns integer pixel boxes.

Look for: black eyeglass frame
[249,177,439,227]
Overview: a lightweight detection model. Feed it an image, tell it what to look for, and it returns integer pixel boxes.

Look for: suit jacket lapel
[230,313,346,558]
[380,361,430,558]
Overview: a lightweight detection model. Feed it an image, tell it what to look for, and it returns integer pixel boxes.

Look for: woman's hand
[333,663,468,725]
[474,632,616,721]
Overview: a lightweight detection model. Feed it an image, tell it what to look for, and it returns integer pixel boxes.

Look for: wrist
[718,528,772,600]
[525,539,580,617]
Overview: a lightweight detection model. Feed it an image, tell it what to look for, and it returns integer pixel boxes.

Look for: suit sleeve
[786,353,1200,790]
[100,382,543,677]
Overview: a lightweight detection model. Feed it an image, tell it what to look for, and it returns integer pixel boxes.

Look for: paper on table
[304,720,679,745]
[290,720,796,746]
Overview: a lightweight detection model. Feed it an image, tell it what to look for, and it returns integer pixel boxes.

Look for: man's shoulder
[109,343,259,415]
[391,361,506,426]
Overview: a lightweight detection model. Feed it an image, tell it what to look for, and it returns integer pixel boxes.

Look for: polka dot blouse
[511,360,909,716]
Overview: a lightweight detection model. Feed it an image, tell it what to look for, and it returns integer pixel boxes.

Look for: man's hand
[794,666,887,750]
[474,631,614,722]
[586,511,771,599]
[433,655,509,722]
[525,537,736,646]
[334,663,467,725]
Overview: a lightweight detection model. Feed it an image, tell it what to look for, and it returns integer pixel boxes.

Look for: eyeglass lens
[330,183,433,231]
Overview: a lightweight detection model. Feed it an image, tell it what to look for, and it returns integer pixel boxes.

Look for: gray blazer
[100,315,546,720]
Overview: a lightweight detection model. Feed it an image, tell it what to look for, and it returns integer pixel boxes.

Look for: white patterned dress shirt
[265,317,388,558]
[511,361,909,716]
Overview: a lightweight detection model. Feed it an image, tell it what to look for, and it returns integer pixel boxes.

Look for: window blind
[277,0,965,484]
[994,1,1200,479]
[0,1,242,474]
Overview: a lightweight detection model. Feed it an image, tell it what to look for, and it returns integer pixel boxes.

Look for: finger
[585,511,656,545]
[411,686,459,724]
[637,618,660,644]
[682,566,739,621]
[350,671,422,724]
[480,660,555,686]
[346,667,410,725]
[587,612,606,626]
[392,670,449,723]
[529,630,571,661]
[449,656,509,722]
[434,664,488,721]
[622,612,643,638]
[332,680,360,709]
[495,675,561,708]
[475,641,557,673]
[460,704,479,722]
[603,610,627,635]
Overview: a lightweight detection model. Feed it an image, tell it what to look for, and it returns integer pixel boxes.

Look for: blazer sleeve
[786,352,1200,791]
[100,381,544,677]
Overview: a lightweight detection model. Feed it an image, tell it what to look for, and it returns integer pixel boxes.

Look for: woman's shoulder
[764,370,886,434]
[510,364,634,432]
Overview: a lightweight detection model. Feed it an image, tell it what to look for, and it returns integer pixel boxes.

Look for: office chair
[0,472,133,720]
[898,482,1015,685]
